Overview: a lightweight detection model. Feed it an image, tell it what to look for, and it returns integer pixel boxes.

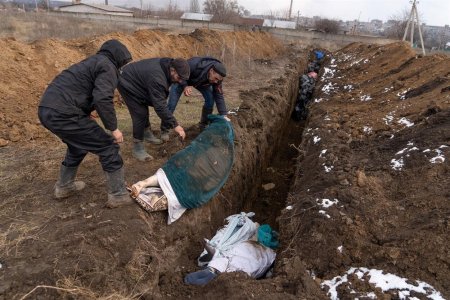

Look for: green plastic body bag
[162,115,235,209]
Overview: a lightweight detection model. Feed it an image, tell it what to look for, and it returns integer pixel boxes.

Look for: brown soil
[0,29,449,300]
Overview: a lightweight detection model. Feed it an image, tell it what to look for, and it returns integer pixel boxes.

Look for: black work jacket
[39,40,131,131]
[118,58,178,128]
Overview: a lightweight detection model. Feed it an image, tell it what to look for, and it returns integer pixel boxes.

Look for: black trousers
[117,86,150,140]
[38,107,123,173]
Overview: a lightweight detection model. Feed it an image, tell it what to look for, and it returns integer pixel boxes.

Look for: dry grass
[20,278,142,300]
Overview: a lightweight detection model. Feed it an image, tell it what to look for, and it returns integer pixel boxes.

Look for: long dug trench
[3,28,448,299]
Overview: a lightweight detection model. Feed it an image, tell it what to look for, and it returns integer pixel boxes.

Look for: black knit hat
[212,62,227,77]
[170,58,190,80]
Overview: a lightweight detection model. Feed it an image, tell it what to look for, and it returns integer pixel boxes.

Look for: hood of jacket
[97,39,132,69]
[188,57,223,86]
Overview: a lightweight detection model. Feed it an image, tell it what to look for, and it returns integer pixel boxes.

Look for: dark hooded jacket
[118,58,178,129]
[182,57,227,115]
[39,39,132,131]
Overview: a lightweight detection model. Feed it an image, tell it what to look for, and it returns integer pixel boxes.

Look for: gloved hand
[184,267,218,286]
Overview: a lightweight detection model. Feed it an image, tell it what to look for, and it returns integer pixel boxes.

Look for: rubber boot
[160,129,170,142]
[144,127,163,145]
[199,107,213,130]
[105,167,134,208]
[132,139,153,161]
[54,165,86,199]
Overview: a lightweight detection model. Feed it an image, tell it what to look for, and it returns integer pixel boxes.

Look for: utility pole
[288,0,293,20]
[402,0,426,55]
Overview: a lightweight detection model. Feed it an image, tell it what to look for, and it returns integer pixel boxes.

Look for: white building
[57,3,133,17]
[180,13,213,22]
[263,19,296,29]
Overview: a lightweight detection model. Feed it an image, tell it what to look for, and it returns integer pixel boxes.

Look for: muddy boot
[160,129,170,142]
[144,128,163,145]
[105,167,134,208]
[132,139,153,161]
[54,165,86,199]
[199,107,213,130]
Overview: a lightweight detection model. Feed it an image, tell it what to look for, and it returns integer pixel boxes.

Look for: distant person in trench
[117,57,190,161]
[160,56,229,141]
[38,39,134,208]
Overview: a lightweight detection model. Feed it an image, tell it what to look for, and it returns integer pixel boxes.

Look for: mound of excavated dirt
[0,29,283,145]
[279,42,449,299]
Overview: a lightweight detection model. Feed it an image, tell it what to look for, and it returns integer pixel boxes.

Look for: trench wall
[179,55,307,235]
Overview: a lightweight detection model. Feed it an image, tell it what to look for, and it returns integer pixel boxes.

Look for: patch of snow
[324,165,334,172]
[398,117,414,127]
[363,58,369,63]
[319,149,327,158]
[363,126,372,134]
[314,98,324,103]
[321,267,444,300]
[337,246,343,253]
[383,86,393,93]
[396,148,408,155]
[317,198,339,208]
[423,149,431,153]
[391,158,404,171]
[313,136,321,144]
[430,150,445,164]
[324,115,331,121]
[286,205,293,210]
[383,113,395,125]
[350,58,363,66]
[319,210,331,218]
[396,89,410,100]
[360,94,372,101]
[322,82,336,94]
[322,68,336,81]
[343,85,353,91]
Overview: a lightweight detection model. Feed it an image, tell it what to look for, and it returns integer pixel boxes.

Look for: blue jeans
[167,83,215,113]
[184,268,217,286]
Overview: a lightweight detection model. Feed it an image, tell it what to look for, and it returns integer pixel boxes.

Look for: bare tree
[203,0,243,23]
[383,9,410,39]
[314,18,340,34]
[190,0,200,13]
[158,0,184,18]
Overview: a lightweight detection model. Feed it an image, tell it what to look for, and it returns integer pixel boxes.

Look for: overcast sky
[90,0,449,26]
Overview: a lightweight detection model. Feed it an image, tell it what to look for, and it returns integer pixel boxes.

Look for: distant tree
[314,18,340,34]
[158,0,184,19]
[384,7,427,48]
[190,0,200,13]
[264,8,291,21]
[203,0,244,23]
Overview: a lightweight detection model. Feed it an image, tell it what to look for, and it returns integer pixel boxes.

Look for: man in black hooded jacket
[118,58,189,161]
[162,56,227,141]
[38,39,133,208]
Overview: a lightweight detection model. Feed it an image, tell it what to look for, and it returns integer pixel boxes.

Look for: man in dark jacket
[118,58,189,161]
[162,56,228,141]
[38,39,133,208]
